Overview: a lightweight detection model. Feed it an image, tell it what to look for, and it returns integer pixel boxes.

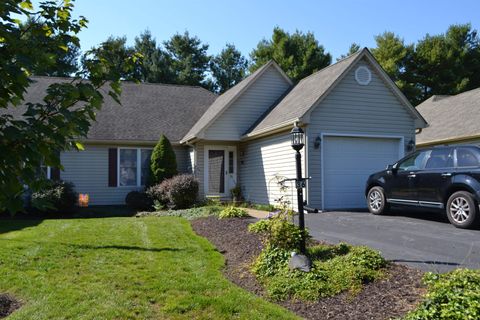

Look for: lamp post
[290,122,306,254]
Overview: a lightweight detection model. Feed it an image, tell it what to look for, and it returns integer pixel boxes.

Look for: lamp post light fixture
[290,122,306,254]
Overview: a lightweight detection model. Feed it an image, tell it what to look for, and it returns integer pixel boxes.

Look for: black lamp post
[290,122,306,254]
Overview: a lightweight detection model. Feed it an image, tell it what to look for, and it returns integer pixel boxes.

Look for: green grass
[0,217,299,319]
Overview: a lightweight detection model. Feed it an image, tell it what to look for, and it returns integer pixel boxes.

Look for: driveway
[303,209,480,273]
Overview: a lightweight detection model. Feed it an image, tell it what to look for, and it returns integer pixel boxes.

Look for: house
[15,48,427,210]
[416,88,480,148]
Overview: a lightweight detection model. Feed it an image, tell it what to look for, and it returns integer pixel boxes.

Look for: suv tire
[446,191,479,229]
[367,186,389,215]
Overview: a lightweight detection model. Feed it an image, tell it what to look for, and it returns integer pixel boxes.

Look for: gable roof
[3,76,217,144]
[416,88,480,146]
[244,48,428,138]
[180,61,292,143]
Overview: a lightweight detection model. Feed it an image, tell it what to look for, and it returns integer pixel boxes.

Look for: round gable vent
[355,66,371,85]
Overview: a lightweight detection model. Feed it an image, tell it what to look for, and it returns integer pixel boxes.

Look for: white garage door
[323,136,402,209]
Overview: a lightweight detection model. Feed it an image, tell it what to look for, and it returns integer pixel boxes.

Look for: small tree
[150,135,177,184]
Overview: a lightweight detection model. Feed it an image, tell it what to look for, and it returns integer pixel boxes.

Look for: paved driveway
[303,209,480,273]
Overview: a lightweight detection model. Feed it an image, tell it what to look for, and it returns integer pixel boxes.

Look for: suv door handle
[441,173,452,177]
[407,174,416,178]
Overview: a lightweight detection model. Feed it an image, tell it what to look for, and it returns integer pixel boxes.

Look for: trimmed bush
[150,134,177,185]
[125,191,153,211]
[30,180,77,213]
[218,206,249,219]
[147,174,199,210]
[404,269,480,320]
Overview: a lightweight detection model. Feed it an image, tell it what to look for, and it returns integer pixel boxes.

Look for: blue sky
[42,0,480,60]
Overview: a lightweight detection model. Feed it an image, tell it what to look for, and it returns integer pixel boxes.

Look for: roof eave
[416,133,480,148]
[241,118,301,141]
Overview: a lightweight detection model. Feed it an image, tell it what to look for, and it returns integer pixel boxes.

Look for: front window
[119,148,152,187]
[397,150,430,171]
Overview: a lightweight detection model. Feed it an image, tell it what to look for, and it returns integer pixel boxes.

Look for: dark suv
[365,145,480,229]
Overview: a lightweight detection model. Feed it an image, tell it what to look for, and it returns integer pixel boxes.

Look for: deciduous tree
[0,0,139,213]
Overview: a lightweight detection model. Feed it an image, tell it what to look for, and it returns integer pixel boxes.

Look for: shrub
[125,191,153,211]
[252,243,386,301]
[404,269,480,320]
[249,211,310,251]
[148,174,199,210]
[150,134,177,185]
[218,206,248,219]
[30,180,77,213]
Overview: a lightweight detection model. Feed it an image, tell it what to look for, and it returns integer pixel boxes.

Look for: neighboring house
[13,48,427,210]
[416,88,480,148]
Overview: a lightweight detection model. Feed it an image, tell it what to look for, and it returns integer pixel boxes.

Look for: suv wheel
[446,191,479,229]
[367,186,388,215]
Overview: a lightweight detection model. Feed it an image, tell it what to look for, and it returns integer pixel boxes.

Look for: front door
[205,146,237,197]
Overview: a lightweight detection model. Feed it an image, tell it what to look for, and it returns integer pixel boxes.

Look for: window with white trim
[118,148,152,187]
[39,163,51,179]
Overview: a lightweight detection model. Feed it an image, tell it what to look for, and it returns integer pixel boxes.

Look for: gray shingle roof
[416,88,480,145]
[246,50,362,135]
[180,61,284,142]
[3,76,216,143]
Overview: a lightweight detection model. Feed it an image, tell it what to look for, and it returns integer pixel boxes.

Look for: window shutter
[51,167,61,181]
[108,148,118,187]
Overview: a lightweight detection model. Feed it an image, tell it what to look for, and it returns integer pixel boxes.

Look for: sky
[36,0,480,60]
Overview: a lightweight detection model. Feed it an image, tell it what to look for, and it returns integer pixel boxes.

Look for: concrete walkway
[302,210,480,273]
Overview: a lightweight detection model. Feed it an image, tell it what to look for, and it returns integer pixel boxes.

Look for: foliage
[252,243,386,301]
[164,31,211,88]
[337,43,361,61]
[137,205,223,220]
[134,30,174,83]
[148,174,198,209]
[371,24,480,104]
[150,134,177,184]
[249,211,309,251]
[0,217,298,319]
[30,180,77,213]
[125,191,153,211]
[21,18,80,76]
[85,36,138,80]
[404,269,480,320]
[250,27,331,82]
[229,184,242,200]
[0,0,140,214]
[210,44,248,93]
[251,245,291,278]
[218,206,248,219]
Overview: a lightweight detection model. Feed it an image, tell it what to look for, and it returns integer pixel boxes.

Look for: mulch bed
[0,294,21,319]
[191,216,426,320]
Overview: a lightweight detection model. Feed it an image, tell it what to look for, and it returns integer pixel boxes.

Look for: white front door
[205,146,237,197]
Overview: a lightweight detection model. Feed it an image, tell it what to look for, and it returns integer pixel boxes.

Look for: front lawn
[0,217,298,319]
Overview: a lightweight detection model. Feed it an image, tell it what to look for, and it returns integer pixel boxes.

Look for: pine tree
[150,135,177,184]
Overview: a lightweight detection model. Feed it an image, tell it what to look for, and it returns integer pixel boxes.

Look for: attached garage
[322,135,403,209]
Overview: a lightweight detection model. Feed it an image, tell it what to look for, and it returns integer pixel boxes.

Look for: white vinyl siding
[306,58,416,209]
[204,66,291,140]
[60,144,191,205]
[239,133,305,211]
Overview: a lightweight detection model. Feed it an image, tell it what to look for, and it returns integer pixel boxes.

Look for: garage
[322,135,403,209]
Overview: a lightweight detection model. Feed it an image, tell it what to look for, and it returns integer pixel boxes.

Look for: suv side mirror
[386,164,397,174]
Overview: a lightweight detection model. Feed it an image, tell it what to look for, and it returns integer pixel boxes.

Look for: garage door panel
[323,136,401,209]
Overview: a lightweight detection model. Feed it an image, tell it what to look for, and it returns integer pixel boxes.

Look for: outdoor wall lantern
[290,122,307,254]
[406,139,415,153]
[314,136,321,149]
